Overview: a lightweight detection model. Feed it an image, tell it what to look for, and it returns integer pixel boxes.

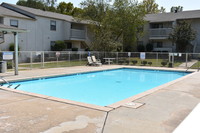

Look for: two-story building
[0,2,91,51]
[141,10,200,53]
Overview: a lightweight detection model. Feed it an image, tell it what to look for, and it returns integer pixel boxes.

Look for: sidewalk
[0,66,199,133]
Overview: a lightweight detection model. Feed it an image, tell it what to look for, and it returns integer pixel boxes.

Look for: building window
[10,20,18,27]
[50,20,56,31]
[157,42,163,48]
[151,23,163,29]
[66,42,72,49]
[0,17,3,24]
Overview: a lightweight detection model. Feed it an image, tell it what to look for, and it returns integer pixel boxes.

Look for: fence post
[30,51,33,69]
[68,51,71,66]
[156,52,158,67]
[56,52,59,67]
[116,52,118,64]
[172,53,174,67]
[186,53,188,68]
[79,52,81,61]
[42,51,44,68]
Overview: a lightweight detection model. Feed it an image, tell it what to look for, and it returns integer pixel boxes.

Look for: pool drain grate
[123,102,145,109]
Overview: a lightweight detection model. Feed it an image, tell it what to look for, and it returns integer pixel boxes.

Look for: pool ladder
[0,77,20,89]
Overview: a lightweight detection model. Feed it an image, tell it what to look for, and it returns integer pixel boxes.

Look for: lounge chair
[87,56,102,66]
[91,56,101,63]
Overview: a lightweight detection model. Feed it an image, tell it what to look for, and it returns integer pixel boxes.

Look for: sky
[0,0,200,12]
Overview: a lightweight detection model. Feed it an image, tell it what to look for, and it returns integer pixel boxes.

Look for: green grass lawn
[8,58,184,71]
[18,60,87,69]
[191,61,200,69]
[117,58,182,67]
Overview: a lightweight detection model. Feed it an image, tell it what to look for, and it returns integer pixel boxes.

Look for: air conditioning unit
[0,32,3,38]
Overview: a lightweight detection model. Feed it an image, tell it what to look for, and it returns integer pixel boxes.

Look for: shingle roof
[1,3,89,24]
[145,10,200,22]
[0,6,31,19]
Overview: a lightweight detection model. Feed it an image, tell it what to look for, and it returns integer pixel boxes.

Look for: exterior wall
[190,19,200,52]
[151,40,174,52]
[0,15,91,51]
[142,19,200,53]
[34,16,65,51]
[1,16,36,51]
[139,23,150,47]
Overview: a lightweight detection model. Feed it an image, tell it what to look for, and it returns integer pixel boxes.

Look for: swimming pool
[7,68,189,106]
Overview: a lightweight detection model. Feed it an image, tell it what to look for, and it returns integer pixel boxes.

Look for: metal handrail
[0,77,9,85]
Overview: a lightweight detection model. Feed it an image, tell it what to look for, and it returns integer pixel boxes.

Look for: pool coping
[0,66,197,112]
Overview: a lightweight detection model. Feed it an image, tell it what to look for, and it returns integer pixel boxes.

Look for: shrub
[51,41,66,51]
[125,60,129,65]
[141,60,147,65]
[161,62,167,66]
[137,44,145,52]
[146,43,153,52]
[72,48,78,51]
[9,43,20,51]
[168,62,173,67]
[7,61,13,69]
[132,60,138,65]
[118,60,124,65]
[148,62,152,66]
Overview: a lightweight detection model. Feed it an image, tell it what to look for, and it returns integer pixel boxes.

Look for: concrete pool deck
[0,65,200,133]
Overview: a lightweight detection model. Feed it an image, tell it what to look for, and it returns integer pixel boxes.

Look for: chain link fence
[0,51,200,71]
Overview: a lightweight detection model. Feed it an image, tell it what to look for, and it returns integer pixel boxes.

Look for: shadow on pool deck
[0,66,200,133]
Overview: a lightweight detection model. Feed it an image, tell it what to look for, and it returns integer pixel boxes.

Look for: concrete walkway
[178,60,198,68]
[0,66,200,133]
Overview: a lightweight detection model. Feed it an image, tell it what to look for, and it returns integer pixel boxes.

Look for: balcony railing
[70,29,86,40]
[153,47,173,52]
[149,28,172,38]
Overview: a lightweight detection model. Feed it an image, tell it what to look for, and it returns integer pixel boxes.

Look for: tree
[110,0,145,51]
[17,0,47,10]
[71,7,84,17]
[80,0,118,51]
[17,0,57,12]
[140,0,166,14]
[171,6,183,13]
[169,21,196,52]
[57,2,74,15]
[80,0,145,52]
[45,0,57,7]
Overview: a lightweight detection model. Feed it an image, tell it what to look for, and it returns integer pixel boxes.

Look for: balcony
[153,47,173,52]
[70,29,86,40]
[149,28,172,40]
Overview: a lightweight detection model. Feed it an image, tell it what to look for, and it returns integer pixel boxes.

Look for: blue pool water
[9,68,189,106]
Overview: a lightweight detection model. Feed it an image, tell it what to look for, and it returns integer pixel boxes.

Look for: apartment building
[141,10,200,53]
[0,2,91,51]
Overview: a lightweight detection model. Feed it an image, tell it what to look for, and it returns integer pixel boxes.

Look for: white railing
[70,29,86,39]
[0,51,199,71]
[149,28,172,37]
